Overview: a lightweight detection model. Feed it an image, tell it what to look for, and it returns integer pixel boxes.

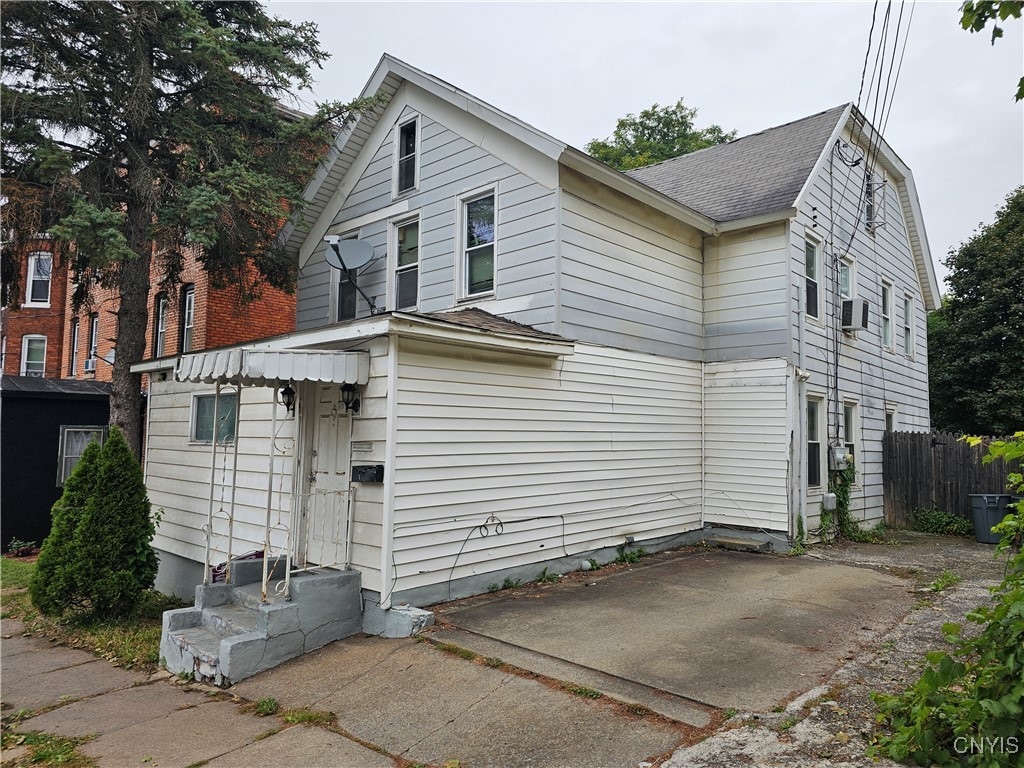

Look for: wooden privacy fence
[883,431,1021,527]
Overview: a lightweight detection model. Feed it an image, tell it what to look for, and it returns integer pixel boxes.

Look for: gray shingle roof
[626,105,849,223]
[413,308,568,341]
[1,375,111,398]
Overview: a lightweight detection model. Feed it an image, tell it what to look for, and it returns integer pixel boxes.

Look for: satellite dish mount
[324,235,378,313]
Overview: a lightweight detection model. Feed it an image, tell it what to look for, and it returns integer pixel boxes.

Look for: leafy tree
[929,187,1024,435]
[960,0,1024,100]
[1,1,378,456]
[29,439,102,615]
[72,426,159,616]
[585,99,735,171]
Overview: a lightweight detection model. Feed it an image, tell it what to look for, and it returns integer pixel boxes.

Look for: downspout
[795,218,808,543]
[203,382,222,586]
[380,333,399,609]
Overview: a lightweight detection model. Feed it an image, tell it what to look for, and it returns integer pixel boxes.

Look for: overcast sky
[268,1,1023,290]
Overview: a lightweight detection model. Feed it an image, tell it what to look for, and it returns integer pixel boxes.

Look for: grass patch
[1,732,96,767]
[928,570,962,592]
[255,697,279,716]
[483,656,503,668]
[435,642,476,661]
[614,544,645,564]
[0,556,36,590]
[281,707,335,726]
[777,715,800,731]
[0,569,186,673]
[562,683,602,699]
[722,707,739,719]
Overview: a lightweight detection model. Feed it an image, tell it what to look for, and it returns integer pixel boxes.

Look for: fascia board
[717,208,797,233]
[390,313,575,358]
[559,149,718,235]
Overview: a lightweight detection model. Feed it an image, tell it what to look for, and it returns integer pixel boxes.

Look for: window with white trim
[393,217,420,310]
[191,392,238,443]
[461,191,496,297]
[21,335,46,377]
[154,294,168,357]
[843,401,858,469]
[85,314,98,372]
[885,407,897,432]
[26,252,53,306]
[57,426,106,486]
[69,319,79,377]
[395,116,418,195]
[902,294,913,357]
[807,396,823,488]
[804,239,820,319]
[181,285,195,352]
[839,258,855,300]
[881,280,893,349]
[338,269,358,321]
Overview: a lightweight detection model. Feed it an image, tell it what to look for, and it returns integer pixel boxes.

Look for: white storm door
[303,383,350,567]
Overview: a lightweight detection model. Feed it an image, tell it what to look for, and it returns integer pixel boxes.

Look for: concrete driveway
[430,548,913,713]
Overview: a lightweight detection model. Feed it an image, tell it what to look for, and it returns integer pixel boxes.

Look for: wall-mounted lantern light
[279,383,296,415]
[341,383,360,414]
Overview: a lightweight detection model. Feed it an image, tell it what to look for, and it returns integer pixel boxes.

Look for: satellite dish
[324,236,374,272]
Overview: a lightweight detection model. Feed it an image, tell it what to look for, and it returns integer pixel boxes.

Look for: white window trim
[20,334,46,377]
[456,185,498,302]
[806,393,825,492]
[881,279,894,350]
[189,389,239,445]
[57,425,107,486]
[330,232,362,322]
[839,257,856,300]
[85,314,99,373]
[25,251,53,307]
[842,399,860,475]
[69,320,79,378]
[387,212,421,312]
[885,405,898,433]
[154,295,168,357]
[804,237,822,324]
[392,113,421,199]
[182,286,196,353]
[902,293,914,359]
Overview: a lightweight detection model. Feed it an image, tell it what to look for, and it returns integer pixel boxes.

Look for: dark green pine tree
[29,439,103,615]
[73,426,159,616]
[929,187,1024,435]
[1,1,378,456]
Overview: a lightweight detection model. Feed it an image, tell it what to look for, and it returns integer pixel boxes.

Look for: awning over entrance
[175,348,370,386]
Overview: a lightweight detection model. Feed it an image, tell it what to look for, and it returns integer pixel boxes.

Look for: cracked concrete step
[231,580,289,609]
[426,626,714,728]
[168,625,231,680]
[201,604,259,635]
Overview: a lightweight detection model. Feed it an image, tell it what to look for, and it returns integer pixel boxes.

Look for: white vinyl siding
[704,223,790,361]
[881,280,893,349]
[144,382,297,567]
[704,359,791,531]
[390,341,702,597]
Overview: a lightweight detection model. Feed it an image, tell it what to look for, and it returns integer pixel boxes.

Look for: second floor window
[338,270,358,321]
[903,295,914,357]
[181,285,195,352]
[463,192,495,297]
[839,259,854,300]
[881,281,893,349]
[26,252,52,306]
[804,239,820,319]
[396,117,418,194]
[85,314,99,372]
[395,219,419,310]
[21,335,46,377]
[154,295,168,357]
[69,319,79,376]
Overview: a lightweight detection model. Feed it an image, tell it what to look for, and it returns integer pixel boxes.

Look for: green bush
[29,439,102,614]
[870,432,1024,767]
[912,507,975,537]
[29,427,158,617]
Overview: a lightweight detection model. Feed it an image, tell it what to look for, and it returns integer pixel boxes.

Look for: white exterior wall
[389,340,703,597]
[792,128,931,532]
[704,223,791,362]
[146,380,296,569]
[703,359,792,531]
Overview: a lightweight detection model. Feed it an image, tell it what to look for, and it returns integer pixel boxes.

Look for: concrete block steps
[160,567,362,687]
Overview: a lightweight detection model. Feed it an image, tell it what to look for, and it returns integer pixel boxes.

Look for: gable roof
[410,308,568,341]
[625,105,849,223]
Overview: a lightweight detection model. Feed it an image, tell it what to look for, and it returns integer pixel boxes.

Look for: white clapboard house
[137,55,939,684]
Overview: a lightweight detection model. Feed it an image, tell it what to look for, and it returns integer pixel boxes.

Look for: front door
[302,383,350,567]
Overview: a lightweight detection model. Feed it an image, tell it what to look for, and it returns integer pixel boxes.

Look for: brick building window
[85,314,98,372]
[69,319,79,377]
[181,285,195,352]
[154,294,168,357]
[21,335,46,377]
[26,252,52,306]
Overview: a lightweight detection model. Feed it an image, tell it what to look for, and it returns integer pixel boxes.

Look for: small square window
[57,426,107,486]
[192,392,238,443]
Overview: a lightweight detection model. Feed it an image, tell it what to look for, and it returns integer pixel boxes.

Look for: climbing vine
[821,464,858,542]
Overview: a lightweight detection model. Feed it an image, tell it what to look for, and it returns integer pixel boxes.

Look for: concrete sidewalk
[1,615,688,767]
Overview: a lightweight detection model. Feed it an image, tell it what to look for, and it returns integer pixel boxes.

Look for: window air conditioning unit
[841,298,869,332]
[84,357,96,372]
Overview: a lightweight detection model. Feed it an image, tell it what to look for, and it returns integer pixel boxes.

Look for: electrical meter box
[829,445,850,471]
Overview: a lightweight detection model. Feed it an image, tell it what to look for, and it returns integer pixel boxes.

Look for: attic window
[396,117,418,194]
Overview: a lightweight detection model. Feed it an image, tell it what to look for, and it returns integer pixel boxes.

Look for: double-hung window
[21,335,46,377]
[843,401,858,469]
[154,294,168,357]
[807,396,823,488]
[395,116,418,195]
[393,218,420,310]
[839,258,855,300]
[462,191,496,297]
[69,319,79,377]
[181,285,195,352]
[881,281,893,349]
[191,391,238,443]
[804,239,820,319]
[902,294,913,357]
[26,252,52,306]
[85,314,98,372]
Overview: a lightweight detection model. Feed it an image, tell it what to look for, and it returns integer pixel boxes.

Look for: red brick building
[3,243,296,382]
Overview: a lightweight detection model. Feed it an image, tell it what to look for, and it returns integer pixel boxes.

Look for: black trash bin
[968,494,1013,544]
